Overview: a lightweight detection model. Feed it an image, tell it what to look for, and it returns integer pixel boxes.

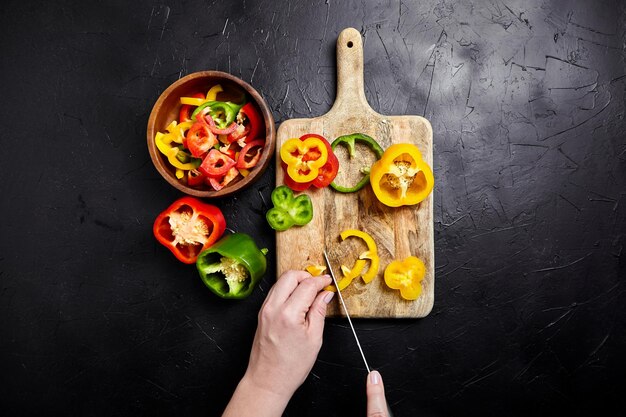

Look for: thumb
[367,371,388,417]
[306,290,334,336]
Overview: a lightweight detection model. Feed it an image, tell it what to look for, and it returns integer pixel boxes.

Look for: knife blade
[323,250,370,373]
[323,251,394,417]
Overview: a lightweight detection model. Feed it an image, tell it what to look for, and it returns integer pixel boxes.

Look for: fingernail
[369,371,381,384]
[323,291,335,304]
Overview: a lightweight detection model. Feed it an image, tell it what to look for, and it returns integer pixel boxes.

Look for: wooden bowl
[147,71,276,198]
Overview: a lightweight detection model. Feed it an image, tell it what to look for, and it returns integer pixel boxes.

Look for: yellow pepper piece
[305,265,326,276]
[339,229,380,283]
[340,259,368,280]
[165,120,193,144]
[238,168,250,177]
[180,97,206,106]
[206,84,223,101]
[155,132,199,170]
[175,169,185,179]
[280,137,329,183]
[179,85,222,107]
[384,256,425,300]
[370,143,434,207]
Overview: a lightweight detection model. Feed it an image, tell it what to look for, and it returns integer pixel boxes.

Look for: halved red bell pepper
[281,134,339,191]
[153,197,226,264]
[236,139,265,169]
[179,92,205,123]
[199,149,237,178]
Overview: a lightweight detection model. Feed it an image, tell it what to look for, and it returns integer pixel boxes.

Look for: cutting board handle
[328,28,376,118]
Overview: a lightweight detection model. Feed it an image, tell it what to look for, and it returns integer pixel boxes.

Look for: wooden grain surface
[275,28,434,318]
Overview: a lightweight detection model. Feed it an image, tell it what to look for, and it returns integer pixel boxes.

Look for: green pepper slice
[196,233,268,299]
[191,100,245,129]
[266,186,313,231]
[330,133,384,193]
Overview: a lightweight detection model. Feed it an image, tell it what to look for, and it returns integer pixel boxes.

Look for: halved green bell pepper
[330,133,384,193]
[266,186,313,231]
[196,233,268,299]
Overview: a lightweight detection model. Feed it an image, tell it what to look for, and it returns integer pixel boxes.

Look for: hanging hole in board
[347,41,353,48]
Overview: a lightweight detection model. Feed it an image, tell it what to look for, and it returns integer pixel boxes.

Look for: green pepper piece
[174,147,202,167]
[196,233,268,299]
[330,133,385,193]
[266,186,313,231]
[190,100,246,129]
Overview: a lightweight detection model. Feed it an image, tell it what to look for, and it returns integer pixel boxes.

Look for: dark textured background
[1,0,625,415]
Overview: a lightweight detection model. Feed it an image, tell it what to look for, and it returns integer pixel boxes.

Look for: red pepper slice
[186,122,217,158]
[239,102,264,140]
[227,123,251,144]
[179,92,206,123]
[207,166,240,191]
[187,169,205,187]
[199,149,237,178]
[197,108,238,135]
[236,140,265,169]
[281,134,339,191]
[153,197,226,264]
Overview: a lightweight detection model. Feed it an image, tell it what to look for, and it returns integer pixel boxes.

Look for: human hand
[243,270,334,400]
[367,371,390,417]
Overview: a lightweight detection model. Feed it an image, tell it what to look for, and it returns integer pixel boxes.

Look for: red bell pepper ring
[238,102,264,140]
[236,139,265,169]
[199,149,237,178]
[196,108,238,135]
[186,122,217,158]
[227,123,251,144]
[281,134,339,191]
[207,166,240,191]
[153,196,226,264]
[179,92,206,123]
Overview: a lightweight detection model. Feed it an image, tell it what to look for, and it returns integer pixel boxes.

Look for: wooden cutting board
[275,28,434,318]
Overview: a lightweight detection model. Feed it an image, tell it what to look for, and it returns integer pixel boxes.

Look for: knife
[323,251,394,417]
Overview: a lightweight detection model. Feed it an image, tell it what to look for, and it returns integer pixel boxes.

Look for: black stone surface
[1,0,625,416]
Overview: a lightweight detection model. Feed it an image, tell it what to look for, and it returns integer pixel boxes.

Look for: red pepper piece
[197,108,238,135]
[187,169,205,187]
[179,92,206,123]
[207,166,240,191]
[199,149,237,178]
[236,139,265,169]
[239,102,264,140]
[153,197,226,264]
[186,122,217,158]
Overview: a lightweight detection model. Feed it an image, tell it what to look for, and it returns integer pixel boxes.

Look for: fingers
[366,371,388,417]
[306,290,335,336]
[284,275,332,315]
[265,270,312,307]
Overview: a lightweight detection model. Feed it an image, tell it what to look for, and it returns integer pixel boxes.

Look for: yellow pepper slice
[280,137,328,183]
[340,229,380,283]
[206,84,223,101]
[305,265,327,276]
[155,132,200,170]
[179,84,224,107]
[384,256,425,300]
[370,143,434,207]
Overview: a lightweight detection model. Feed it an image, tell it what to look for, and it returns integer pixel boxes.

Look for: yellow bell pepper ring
[370,143,434,207]
[384,256,426,300]
[338,229,380,285]
[280,137,329,183]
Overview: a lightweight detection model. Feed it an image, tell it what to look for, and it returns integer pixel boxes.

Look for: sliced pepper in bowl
[196,233,268,299]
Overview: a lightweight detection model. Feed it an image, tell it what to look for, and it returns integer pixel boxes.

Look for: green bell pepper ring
[191,100,245,129]
[196,233,268,299]
[330,133,384,193]
[266,186,313,231]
